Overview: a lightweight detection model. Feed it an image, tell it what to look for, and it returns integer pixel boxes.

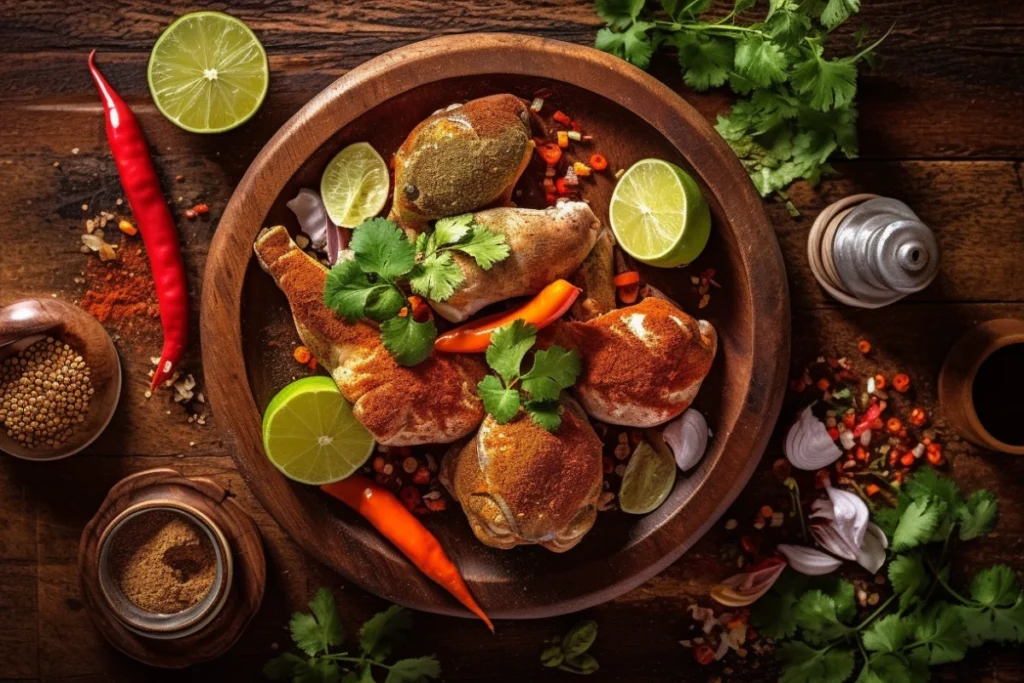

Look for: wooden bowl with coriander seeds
[0,298,121,461]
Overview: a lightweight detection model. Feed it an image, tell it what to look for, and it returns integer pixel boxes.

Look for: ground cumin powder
[109,510,216,614]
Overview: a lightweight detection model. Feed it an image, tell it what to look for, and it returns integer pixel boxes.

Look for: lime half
[147,12,268,133]
[320,142,390,227]
[609,159,711,268]
[261,376,375,485]
[618,440,677,514]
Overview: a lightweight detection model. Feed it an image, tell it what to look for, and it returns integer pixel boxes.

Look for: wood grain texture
[0,0,1023,680]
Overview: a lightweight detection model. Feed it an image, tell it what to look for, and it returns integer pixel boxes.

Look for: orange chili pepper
[538,142,562,165]
[613,271,640,287]
[909,407,927,427]
[857,339,872,354]
[886,418,902,434]
[434,279,581,353]
[892,373,911,393]
[866,484,880,496]
[322,476,493,631]
[900,453,916,467]
[552,110,572,125]
[293,345,312,364]
[926,443,944,465]
[589,153,608,171]
[618,283,639,304]
[873,374,886,389]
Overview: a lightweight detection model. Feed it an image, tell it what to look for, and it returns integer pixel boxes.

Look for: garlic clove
[777,544,844,576]
[662,409,709,472]
[710,558,786,607]
[855,523,889,574]
[785,407,842,470]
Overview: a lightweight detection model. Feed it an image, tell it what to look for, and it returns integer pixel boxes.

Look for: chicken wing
[429,202,601,322]
[389,94,534,232]
[545,297,717,427]
[441,396,603,553]
[254,226,487,445]
[569,224,616,321]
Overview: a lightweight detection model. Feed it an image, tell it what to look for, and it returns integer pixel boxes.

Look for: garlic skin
[777,544,843,575]
[785,406,843,470]
[662,409,709,472]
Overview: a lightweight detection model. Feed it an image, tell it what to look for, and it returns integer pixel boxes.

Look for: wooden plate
[201,33,788,619]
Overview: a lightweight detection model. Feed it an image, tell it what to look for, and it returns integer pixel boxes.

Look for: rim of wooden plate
[201,33,789,619]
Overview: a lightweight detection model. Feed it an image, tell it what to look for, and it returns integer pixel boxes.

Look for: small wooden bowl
[939,318,1024,454]
[96,501,234,639]
[0,298,121,461]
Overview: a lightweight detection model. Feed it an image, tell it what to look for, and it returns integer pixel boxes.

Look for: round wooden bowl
[201,33,788,619]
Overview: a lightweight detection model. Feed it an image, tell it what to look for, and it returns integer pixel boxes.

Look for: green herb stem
[321,654,395,670]
[845,24,894,65]
[853,593,897,631]
[924,556,979,607]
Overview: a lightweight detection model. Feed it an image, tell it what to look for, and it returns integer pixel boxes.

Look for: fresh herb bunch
[753,470,1021,683]
[593,0,888,202]
[478,320,581,432]
[324,216,509,366]
[540,620,601,675]
[265,589,441,683]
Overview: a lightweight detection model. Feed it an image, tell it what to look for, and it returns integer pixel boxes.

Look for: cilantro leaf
[290,588,343,656]
[791,44,857,111]
[350,218,416,279]
[905,469,961,509]
[767,8,812,48]
[958,593,1024,646]
[794,590,849,644]
[889,553,928,610]
[862,613,915,654]
[891,498,940,552]
[873,490,911,538]
[485,320,537,385]
[752,569,805,639]
[595,0,645,29]
[432,214,474,247]
[359,605,413,662]
[526,399,563,432]
[380,316,437,367]
[914,603,968,664]
[324,260,385,322]
[734,0,757,12]
[453,226,510,270]
[958,489,998,541]
[734,35,789,88]
[821,0,860,30]
[778,641,855,683]
[673,33,734,91]
[478,375,521,423]
[364,285,408,323]
[660,0,711,20]
[408,252,464,302]
[521,347,581,401]
[385,656,441,683]
[265,652,306,680]
[970,565,1021,608]
[855,653,912,683]
[595,22,656,69]
[830,579,857,624]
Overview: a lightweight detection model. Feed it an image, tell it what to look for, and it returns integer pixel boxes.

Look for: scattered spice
[79,238,161,337]
[0,337,93,448]
[108,510,216,613]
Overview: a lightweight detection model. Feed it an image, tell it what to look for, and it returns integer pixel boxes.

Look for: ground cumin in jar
[108,510,216,614]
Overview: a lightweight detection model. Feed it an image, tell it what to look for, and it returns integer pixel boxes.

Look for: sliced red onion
[286,189,331,251]
[710,558,786,607]
[324,219,342,265]
[810,522,859,560]
[777,544,843,576]
[785,407,842,471]
[663,409,709,472]
[855,523,889,573]
[823,485,868,548]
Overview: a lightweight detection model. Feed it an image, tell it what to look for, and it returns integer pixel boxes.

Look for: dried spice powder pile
[109,510,216,614]
[0,336,93,448]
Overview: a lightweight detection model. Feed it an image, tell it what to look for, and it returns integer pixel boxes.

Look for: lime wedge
[320,142,391,227]
[261,376,375,485]
[618,440,677,514]
[147,11,268,134]
[609,159,711,268]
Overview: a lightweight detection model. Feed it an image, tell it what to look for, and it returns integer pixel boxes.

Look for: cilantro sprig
[593,0,890,205]
[323,216,509,366]
[265,588,441,683]
[478,320,581,432]
[753,470,1017,683]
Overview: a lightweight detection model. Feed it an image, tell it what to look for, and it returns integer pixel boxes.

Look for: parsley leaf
[350,218,416,279]
[408,252,464,302]
[958,489,998,541]
[913,603,968,664]
[359,605,413,661]
[595,0,645,29]
[889,553,929,610]
[384,656,441,683]
[485,320,537,385]
[478,374,521,424]
[520,346,582,401]
[891,498,940,552]
[862,613,915,654]
[777,641,855,683]
[380,316,437,367]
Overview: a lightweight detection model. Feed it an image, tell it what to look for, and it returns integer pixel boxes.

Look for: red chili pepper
[853,403,883,436]
[322,476,493,630]
[88,52,188,392]
[552,110,572,126]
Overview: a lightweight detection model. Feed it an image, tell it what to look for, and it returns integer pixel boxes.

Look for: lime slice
[320,142,391,227]
[147,11,268,134]
[261,376,375,485]
[618,440,677,514]
[609,159,711,268]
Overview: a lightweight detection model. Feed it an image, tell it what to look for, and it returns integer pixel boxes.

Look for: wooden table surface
[1,1,1023,681]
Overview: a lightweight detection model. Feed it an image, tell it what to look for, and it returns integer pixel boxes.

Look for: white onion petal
[784,407,842,470]
[663,409,709,472]
[777,544,844,575]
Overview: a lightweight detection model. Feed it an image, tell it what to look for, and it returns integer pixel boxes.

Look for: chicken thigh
[545,297,717,427]
[254,226,486,445]
[441,397,603,553]
[429,202,601,322]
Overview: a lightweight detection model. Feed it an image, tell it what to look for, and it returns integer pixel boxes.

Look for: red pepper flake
[866,484,881,496]
[886,418,902,434]
[827,427,840,441]
[693,644,716,665]
[873,374,886,389]
[909,407,927,427]
[853,404,883,436]
[423,497,447,512]
[842,412,856,428]
[816,378,830,391]
[192,203,210,215]
[926,443,944,466]
[892,373,911,393]
[412,467,431,485]
[857,339,872,354]
[552,110,572,126]
[855,446,869,462]
[900,453,916,467]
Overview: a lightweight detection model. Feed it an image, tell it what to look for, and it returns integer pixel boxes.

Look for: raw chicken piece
[441,396,603,552]
[390,94,534,232]
[545,297,717,427]
[253,226,486,445]
[569,224,616,321]
[429,202,601,322]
